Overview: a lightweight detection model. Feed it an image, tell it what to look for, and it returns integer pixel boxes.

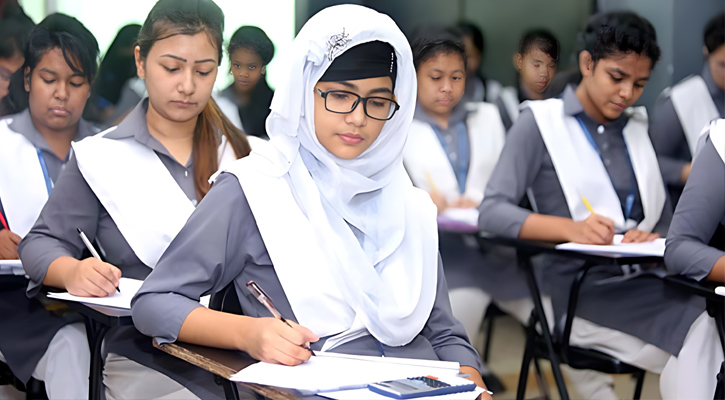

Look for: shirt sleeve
[420,255,484,373]
[664,136,725,280]
[18,156,102,296]
[131,172,253,344]
[478,108,544,237]
[649,95,689,186]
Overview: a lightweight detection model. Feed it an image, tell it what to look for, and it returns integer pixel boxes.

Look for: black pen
[246,280,315,355]
[77,228,120,293]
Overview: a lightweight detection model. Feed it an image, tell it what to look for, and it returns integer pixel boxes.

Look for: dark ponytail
[138,0,250,200]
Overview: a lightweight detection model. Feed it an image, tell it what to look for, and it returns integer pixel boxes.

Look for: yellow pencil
[582,196,596,215]
[424,172,438,193]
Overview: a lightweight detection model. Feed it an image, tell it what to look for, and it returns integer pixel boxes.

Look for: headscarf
[236,4,438,348]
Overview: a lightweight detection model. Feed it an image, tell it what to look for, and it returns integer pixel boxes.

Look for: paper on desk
[230,352,460,394]
[437,208,479,233]
[47,277,143,309]
[0,260,25,276]
[555,234,665,257]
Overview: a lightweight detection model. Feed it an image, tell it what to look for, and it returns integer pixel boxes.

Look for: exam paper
[437,208,479,232]
[230,352,460,393]
[555,234,665,257]
[47,277,143,309]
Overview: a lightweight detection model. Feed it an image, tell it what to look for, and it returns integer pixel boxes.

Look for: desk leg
[88,323,110,400]
[519,253,569,400]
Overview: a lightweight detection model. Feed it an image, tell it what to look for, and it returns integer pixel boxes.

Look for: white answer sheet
[47,277,143,309]
[231,352,461,394]
[555,234,665,257]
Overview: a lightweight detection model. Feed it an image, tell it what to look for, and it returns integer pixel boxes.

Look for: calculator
[368,376,477,399]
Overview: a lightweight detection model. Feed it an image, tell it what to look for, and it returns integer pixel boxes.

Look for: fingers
[91,260,122,287]
[622,229,650,243]
[592,214,615,232]
[646,232,661,242]
[8,232,21,245]
[287,320,320,343]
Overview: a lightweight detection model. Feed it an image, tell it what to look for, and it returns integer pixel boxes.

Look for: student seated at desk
[132,4,490,397]
[664,119,725,396]
[479,14,719,400]
[0,14,99,399]
[402,33,523,390]
[650,13,724,205]
[19,0,251,398]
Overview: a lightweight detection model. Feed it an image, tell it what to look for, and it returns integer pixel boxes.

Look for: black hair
[410,26,466,71]
[227,26,274,66]
[0,3,35,60]
[93,24,141,105]
[704,13,725,54]
[2,13,99,114]
[456,21,484,55]
[518,29,560,63]
[586,14,660,69]
[137,0,225,66]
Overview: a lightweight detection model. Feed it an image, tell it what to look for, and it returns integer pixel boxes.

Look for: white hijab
[234,4,438,347]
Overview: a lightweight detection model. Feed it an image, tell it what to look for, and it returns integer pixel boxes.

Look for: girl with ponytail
[20,0,253,397]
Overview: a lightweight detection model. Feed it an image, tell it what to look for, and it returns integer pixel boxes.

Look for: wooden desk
[478,232,662,400]
[152,339,316,400]
[38,290,133,400]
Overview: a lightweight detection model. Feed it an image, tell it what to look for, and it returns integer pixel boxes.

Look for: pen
[246,280,315,355]
[77,228,119,293]
[424,171,438,193]
[582,196,596,215]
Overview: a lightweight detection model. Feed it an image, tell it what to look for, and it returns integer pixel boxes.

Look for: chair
[0,361,48,400]
[516,256,646,400]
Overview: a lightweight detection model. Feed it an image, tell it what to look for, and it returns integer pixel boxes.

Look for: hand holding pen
[245,280,319,365]
[62,228,121,297]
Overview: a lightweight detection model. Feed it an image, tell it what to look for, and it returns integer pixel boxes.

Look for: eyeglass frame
[316,88,401,121]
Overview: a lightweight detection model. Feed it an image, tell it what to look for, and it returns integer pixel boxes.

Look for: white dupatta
[670,75,719,156]
[527,99,665,233]
[224,4,438,350]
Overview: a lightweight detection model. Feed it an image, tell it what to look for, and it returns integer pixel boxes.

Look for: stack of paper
[0,260,25,276]
[437,208,479,233]
[231,352,466,394]
[47,277,144,309]
[555,234,666,257]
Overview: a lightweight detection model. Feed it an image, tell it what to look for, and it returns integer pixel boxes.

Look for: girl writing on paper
[402,34,525,389]
[497,30,559,131]
[479,13,720,399]
[664,118,725,396]
[0,14,99,399]
[650,13,724,205]
[19,0,251,397]
[216,26,275,139]
[132,4,490,396]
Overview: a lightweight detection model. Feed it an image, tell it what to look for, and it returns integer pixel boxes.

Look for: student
[456,21,502,105]
[132,4,490,396]
[0,3,35,115]
[216,25,274,138]
[402,34,516,392]
[0,13,99,399]
[650,13,724,205]
[497,30,559,131]
[479,16,720,400]
[663,118,725,397]
[83,24,142,127]
[19,0,251,398]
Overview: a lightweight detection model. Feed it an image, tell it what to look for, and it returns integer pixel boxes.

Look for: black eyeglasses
[316,89,400,121]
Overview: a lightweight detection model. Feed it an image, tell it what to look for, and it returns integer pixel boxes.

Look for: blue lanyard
[574,116,636,220]
[431,122,470,192]
[36,148,53,195]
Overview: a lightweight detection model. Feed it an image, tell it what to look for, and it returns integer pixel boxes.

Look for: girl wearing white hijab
[132,3,488,393]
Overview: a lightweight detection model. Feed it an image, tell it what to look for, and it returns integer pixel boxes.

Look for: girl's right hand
[0,229,21,259]
[567,214,615,245]
[429,191,448,214]
[241,318,319,366]
[65,258,122,297]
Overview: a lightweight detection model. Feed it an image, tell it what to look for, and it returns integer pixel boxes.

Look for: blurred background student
[83,24,142,128]
[497,29,560,131]
[649,13,724,206]
[0,2,35,117]
[216,25,274,138]
[456,21,502,105]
